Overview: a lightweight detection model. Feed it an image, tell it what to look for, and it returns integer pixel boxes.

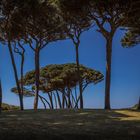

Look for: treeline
[0,0,139,111]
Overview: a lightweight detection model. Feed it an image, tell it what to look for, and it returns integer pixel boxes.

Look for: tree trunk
[138,97,140,110]
[20,54,24,105]
[48,92,54,109]
[53,93,57,109]
[56,90,62,109]
[62,90,68,109]
[104,38,113,110]
[39,95,47,109]
[67,87,71,108]
[19,44,25,105]
[62,94,65,109]
[0,79,2,114]
[38,94,51,109]
[34,48,40,110]
[74,87,78,109]
[75,45,83,109]
[8,40,24,110]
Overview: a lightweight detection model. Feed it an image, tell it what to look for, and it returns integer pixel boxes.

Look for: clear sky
[0,27,140,109]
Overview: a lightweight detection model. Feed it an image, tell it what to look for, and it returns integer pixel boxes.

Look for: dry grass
[0,109,140,140]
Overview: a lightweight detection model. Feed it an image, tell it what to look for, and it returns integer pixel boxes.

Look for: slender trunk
[74,94,81,109]
[67,87,71,108]
[74,86,78,109]
[19,45,25,105]
[56,90,62,109]
[48,92,54,109]
[71,92,74,107]
[69,89,76,108]
[34,48,40,110]
[75,45,83,109]
[39,95,47,109]
[50,93,54,109]
[8,40,24,110]
[39,94,51,109]
[62,93,65,109]
[20,55,24,105]
[0,79,2,114]
[62,90,68,109]
[53,93,57,109]
[67,87,73,108]
[104,37,113,110]
[71,92,76,108]
[138,97,140,110]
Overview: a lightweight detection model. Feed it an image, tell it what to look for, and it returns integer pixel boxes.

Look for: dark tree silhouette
[7,41,24,110]
[13,41,25,105]
[7,0,65,110]
[122,0,140,47]
[121,1,140,110]
[0,1,3,114]
[25,1,64,110]
[58,0,137,110]
[138,97,140,110]
[59,0,93,108]
[0,0,25,110]
[88,0,134,109]
[0,79,2,114]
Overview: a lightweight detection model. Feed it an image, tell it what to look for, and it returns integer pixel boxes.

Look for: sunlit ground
[0,109,140,140]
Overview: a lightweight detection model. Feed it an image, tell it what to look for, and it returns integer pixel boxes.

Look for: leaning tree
[3,0,30,110]
[0,0,25,110]
[13,41,26,104]
[12,63,104,109]
[11,0,66,110]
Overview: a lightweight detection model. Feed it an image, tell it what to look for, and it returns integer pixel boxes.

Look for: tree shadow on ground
[0,109,140,140]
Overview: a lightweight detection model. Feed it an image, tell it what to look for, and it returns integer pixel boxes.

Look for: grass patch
[0,109,140,140]
[2,103,19,111]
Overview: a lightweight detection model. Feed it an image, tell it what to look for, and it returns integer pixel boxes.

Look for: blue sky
[0,27,140,109]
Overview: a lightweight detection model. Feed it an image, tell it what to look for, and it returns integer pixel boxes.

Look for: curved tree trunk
[104,38,113,110]
[56,90,62,109]
[38,94,51,109]
[13,42,25,110]
[75,45,83,109]
[39,95,47,109]
[48,92,54,109]
[34,48,40,110]
[0,79,2,114]
[8,40,24,110]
